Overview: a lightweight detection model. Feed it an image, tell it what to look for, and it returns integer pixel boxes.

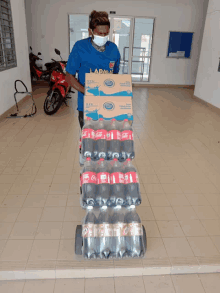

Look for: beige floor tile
[8,183,32,195]
[0,174,18,184]
[204,194,220,206]
[29,183,51,195]
[49,183,70,195]
[143,275,175,293]
[166,193,190,206]
[0,183,13,195]
[141,194,150,206]
[20,166,40,175]
[0,207,21,222]
[199,184,219,194]
[142,221,161,237]
[57,239,75,260]
[64,207,86,222]
[178,182,202,194]
[115,276,145,293]
[9,222,38,240]
[34,174,54,184]
[0,239,33,261]
[14,175,35,185]
[211,236,220,253]
[185,194,210,206]
[45,194,68,207]
[173,206,198,220]
[35,222,63,239]
[157,174,177,184]
[199,273,220,293]
[1,195,27,208]
[0,280,25,293]
[137,166,156,174]
[147,193,170,206]
[193,206,219,220]
[179,220,208,236]
[152,207,177,221]
[67,194,81,207]
[54,279,84,293]
[53,174,72,184]
[171,274,206,293]
[187,236,220,257]
[28,239,60,261]
[144,184,164,193]
[23,280,55,293]
[144,237,168,258]
[0,239,7,254]
[212,206,220,217]
[140,174,160,184]
[61,222,80,239]
[157,221,184,237]
[40,207,66,222]
[162,237,194,257]
[161,184,183,194]
[0,222,14,239]
[201,220,220,236]
[16,207,43,222]
[68,183,80,194]
[136,206,155,221]
[23,194,48,208]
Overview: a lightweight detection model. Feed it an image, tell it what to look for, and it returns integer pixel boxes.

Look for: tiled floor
[0,82,220,275]
[1,273,220,293]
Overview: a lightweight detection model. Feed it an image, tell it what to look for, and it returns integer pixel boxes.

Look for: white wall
[24,0,209,85]
[194,0,220,108]
[0,0,31,117]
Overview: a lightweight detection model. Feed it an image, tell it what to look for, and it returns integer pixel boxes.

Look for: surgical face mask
[92,33,109,46]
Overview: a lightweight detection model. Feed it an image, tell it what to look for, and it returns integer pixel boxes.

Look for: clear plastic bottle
[96,206,113,259]
[82,206,97,259]
[120,119,134,160]
[111,206,127,258]
[107,119,121,160]
[80,157,96,207]
[81,117,95,159]
[124,205,144,257]
[108,158,125,207]
[96,158,110,207]
[124,159,141,206]
[94,118,108,160]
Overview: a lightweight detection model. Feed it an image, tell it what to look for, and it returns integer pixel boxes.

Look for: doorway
[68,14,155,82]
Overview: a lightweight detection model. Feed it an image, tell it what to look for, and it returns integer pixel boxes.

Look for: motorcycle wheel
[44,88,63,115]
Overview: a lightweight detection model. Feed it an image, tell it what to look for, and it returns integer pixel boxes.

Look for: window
[0,0,17,71]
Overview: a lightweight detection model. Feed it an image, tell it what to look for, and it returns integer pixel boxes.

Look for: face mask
[92,33,109,47]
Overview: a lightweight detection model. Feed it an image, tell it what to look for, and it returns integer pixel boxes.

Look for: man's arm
[66,72,85,95]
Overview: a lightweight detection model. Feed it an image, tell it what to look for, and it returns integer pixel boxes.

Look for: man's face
[89,25,110,37]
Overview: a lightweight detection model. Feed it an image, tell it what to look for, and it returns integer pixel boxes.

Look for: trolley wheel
[75,225,83,255]
[142,225,147,252]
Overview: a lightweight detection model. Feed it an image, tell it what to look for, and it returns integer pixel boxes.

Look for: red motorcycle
[29,46,52,82]
[43,49,75,115]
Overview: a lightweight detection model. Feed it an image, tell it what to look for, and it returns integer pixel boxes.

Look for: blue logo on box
[103,102,115,111]
[104,79,115,88]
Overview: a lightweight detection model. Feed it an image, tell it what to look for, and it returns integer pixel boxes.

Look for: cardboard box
[85,73,133,97]
[84,73,133,121]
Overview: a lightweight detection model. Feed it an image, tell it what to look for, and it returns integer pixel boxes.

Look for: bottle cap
[102,206,107,210]
[124,119,128,122]
[87,206,93,210]
[100,158,104,161]
[99,118,103,121]
[127,158,131,162]
[113,158,117,162]
[87,117,91,121]
[86,157,91,161]
[112,118,116,121]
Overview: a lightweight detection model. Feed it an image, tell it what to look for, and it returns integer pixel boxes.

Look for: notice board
[167,31,194,59]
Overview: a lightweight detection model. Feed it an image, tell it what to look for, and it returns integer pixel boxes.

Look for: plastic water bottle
[81,117,95,159]
[94,118,108,160]
[82,206,97,259]
[96,206,113,259]
[124,206,144,257]
[96,158,110,207]
[81,157,96,207]
[111,206,127,258]
[124,159,141,206]
[108,158,125,206]
[120,119,134,160]
[107,119,121,160]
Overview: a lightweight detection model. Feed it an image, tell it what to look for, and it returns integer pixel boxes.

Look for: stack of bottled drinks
[77,117,146,259]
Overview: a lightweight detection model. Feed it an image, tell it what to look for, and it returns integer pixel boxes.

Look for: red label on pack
[98,223,113,237]
[82,172,97,184]
[113,222,128,237]
[127,223,143,236]
[95,129,108,140]
[82,128,95,139]
[82,223,95,238]
[121,130,133,141]
[110,172,125,184]
[97,172,110,184]
[107,130,121,141]
[124,172,139,184]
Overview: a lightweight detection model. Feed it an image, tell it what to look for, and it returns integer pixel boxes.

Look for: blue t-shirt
[66,37,121,111]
